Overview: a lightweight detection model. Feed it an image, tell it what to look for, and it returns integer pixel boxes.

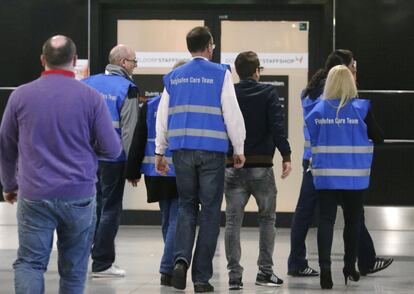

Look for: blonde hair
[323,65,358,116]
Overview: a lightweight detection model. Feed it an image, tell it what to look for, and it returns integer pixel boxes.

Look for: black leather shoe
[194,283,214,293]
[320,268,333,289]
[171,261,188,290]
[343,267,360,285]
[160,273,172,286]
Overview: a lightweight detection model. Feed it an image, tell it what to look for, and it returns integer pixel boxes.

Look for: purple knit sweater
[0,70,122,200]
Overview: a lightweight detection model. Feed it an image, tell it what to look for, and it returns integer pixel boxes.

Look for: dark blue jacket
[227,79,291,167]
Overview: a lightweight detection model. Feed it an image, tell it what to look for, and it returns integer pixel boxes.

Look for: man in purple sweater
[0,35,121,294]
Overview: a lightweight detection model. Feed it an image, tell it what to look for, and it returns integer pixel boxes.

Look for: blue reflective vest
[302,95,321,160]
[141,96,175,177]
[83,74,137,161]
[163,58,230,153]
[305,98,373,190]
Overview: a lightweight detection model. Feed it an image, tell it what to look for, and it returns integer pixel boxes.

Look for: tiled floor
[0,223,413,293]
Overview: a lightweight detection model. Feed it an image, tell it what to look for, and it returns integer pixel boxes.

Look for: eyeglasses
[257,66,264,73]
[124,58,138,65]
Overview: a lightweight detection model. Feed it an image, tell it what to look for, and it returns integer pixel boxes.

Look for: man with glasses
[224,51,292,290]
[155,26,246,292]
[83,44,140,278]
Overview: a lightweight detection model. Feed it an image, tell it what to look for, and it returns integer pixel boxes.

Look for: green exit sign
[299,22,307,31]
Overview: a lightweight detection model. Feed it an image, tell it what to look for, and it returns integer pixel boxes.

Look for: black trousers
[317,189,364,270]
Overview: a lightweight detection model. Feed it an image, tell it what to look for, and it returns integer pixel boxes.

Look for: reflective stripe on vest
[164,58,229,153]
[312,146,374,154]
[82,73,137,162]
[312,168,371,177]
[168,128,228,140]
[302,95,321,160]
[141,96,175,177]
[169,105,223,116]
[305,98,373,190]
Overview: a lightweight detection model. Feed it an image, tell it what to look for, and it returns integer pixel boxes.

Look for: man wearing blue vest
[155,26,246,292]
[83,44,140,277]
[125,61,187,287]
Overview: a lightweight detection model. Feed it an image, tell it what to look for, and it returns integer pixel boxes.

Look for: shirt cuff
[232,145,244,155]
[155,146,166,155]
[282,153,291,162]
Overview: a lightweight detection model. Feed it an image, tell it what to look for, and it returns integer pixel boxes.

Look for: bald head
[42,35,76,68]
[108,44,137,75]
[108,45,134,65]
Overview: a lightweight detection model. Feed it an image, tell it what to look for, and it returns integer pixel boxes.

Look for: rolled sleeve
[155,88,170,155]
[221,70,246,155]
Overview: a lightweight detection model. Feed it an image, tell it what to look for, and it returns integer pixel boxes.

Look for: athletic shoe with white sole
[92,265,126,278]
[255,271,283,287]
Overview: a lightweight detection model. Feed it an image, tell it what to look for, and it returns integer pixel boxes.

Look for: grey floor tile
[0,226,413,293]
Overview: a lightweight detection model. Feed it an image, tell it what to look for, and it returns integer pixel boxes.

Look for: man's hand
[127,179,140,187]
[281,161,292,179]
[233,154,246,169]
[155,154,170,176]
[3,191,18,204]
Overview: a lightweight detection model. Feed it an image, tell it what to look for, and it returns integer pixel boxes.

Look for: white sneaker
[92,265,126,278]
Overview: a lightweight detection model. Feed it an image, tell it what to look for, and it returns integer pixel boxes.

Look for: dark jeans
[288,160,376,273]
[224,167,277,280]
[14,197,96,294]
[159,198,179,275]
[172,149,225,284]
[92,161,125,272]
[318,189,364,269]
[288,160,318,272]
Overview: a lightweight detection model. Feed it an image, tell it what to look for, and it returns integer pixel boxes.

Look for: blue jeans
[288,160,377,272]
[159,198,179,275]
[172,150,225,284]
[14,196,96,294]
[224,167,277,280]
[92,161,125,272]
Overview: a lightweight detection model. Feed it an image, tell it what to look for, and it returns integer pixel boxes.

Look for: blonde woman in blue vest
[305,65,384,289]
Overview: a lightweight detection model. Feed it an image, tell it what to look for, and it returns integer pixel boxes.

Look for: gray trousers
[224,167,277,280]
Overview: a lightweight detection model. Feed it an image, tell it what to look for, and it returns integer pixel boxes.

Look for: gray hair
[108,45,132,66]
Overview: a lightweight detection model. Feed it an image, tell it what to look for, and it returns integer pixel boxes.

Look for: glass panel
[118,20,204,75]
[221,20,309,212]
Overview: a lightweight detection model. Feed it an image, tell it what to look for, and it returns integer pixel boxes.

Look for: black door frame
[90,0,333,78]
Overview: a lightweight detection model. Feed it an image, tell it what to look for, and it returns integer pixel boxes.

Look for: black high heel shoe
[343,267,360,285]
[320,268,333,289]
